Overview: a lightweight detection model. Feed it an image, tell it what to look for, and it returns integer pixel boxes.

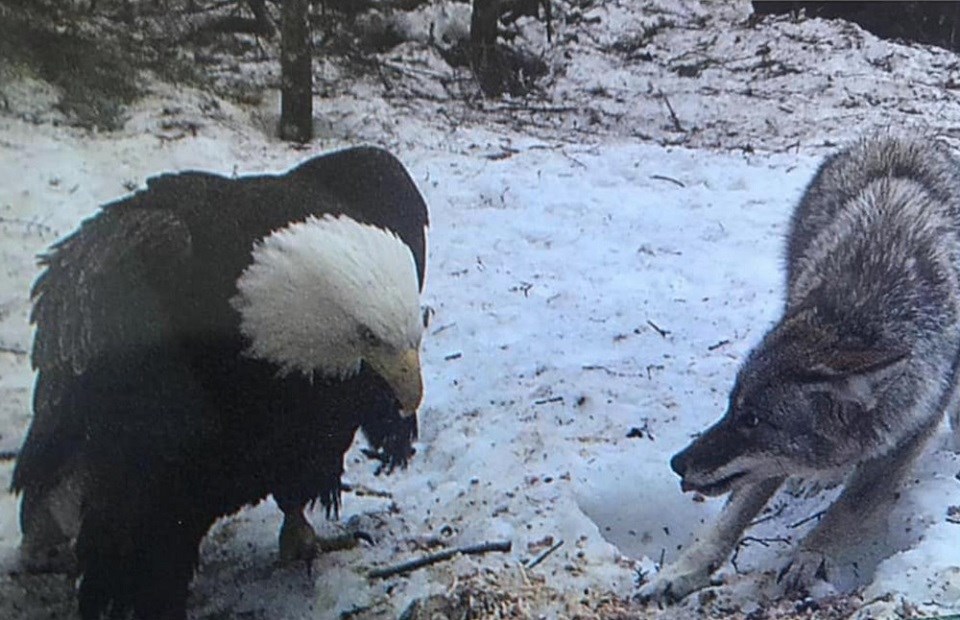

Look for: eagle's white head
[231,214,425,414]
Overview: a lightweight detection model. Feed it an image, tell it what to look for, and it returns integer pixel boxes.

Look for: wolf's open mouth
[681,471,747,496]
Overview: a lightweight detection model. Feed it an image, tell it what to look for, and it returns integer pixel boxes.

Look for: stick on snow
[525,539,564,570]
[367,540,512,579]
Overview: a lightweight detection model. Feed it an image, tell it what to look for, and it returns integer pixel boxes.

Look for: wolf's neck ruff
[231,214,423,378]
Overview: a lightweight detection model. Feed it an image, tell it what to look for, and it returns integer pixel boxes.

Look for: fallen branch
[789,509,827,529]
[368,540,512,579]
[582,364,643,378]
[487,103,579,114]
[647,320,671,338]
[0,450,18,462]
[341,483,393,499]
[525,539,563,569]
[658,90,684,132]
[749,501,787,527]
[432,322,456,336]
[731,535,791,574]
[650,174,685,188]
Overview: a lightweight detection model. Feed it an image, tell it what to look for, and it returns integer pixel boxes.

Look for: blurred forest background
[2,1,959,138]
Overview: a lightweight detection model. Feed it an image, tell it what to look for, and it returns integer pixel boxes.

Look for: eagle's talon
[313,529,363,553]
[279,510,375,564]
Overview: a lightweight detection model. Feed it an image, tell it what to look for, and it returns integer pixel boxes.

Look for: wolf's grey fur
[640,134,960,603]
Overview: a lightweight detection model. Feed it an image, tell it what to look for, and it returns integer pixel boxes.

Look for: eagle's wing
[30,205,193,375]
[13,203,192,491]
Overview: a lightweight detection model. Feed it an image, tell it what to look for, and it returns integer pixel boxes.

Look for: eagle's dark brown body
[12,146,428,619]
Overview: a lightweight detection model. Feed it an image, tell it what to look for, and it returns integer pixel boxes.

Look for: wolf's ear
[806,348,910,410]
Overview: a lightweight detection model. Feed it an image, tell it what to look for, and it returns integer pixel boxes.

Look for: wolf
[640,133,960,603]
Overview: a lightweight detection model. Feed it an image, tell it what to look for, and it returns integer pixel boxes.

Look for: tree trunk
[280,0,312,143]
[470,0,503,98]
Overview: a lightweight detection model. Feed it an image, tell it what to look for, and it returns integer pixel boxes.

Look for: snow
[4,0,960,618]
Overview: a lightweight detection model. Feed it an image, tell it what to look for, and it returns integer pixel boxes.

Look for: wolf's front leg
[640,477,783,604]
[779,425,934,596]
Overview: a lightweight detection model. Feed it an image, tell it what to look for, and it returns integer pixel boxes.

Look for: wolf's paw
[776,550,839,598]
[637,560,713,605]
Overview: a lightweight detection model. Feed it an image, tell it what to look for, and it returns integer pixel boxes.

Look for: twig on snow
[0,345,28,357]
[367,540,512,579]
[0,450,18,462]
[731,535,791,574]
[582,364,643,378]
[658,90,684,132]
[559,149,587,168]
[341,483,393,499]
[525,538,563,570]
[789,509,827,529]
[487,103,579,114]
[432,322,456,336]
[485,147,520,161]
[749,501,787,527]
[647,320,671,338]
[650,174,685,188]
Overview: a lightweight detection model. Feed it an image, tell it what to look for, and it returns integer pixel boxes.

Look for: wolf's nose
[670,450,688,477]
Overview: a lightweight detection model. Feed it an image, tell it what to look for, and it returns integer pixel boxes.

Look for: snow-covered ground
[3,1,960,618]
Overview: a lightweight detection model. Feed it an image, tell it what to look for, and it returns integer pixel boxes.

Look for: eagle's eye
[357,324,379,346]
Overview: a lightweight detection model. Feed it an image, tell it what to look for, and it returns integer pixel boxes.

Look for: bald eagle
[10,146,429,620]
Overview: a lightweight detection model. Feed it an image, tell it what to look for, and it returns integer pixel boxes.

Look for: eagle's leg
[277,502,320,564]
[275,496,367,565]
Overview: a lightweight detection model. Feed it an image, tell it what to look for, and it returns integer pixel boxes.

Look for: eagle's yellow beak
[369,347,423,416]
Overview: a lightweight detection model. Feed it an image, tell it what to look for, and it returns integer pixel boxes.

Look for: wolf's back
[786,135,960,295]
